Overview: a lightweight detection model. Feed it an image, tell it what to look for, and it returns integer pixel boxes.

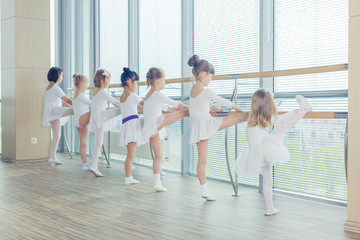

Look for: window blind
[193,0,260,186]
[273,1,348,201]
[137,0,183,171]
[99,0,128,83]
[138,0,182,97]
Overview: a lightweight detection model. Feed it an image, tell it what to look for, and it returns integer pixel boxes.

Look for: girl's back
[246,125,270,146]
[119,93,141,118]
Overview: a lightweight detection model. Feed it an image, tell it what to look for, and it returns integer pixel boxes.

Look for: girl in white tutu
[187,55,248,201]
[72,73,91,170]
[43,67,73,165]
[89,69,121,177]
[143,67,188,192]
[235,88,312,216]
[119,67,144,185]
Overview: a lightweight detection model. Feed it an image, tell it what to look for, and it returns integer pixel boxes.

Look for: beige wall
[345,0,360,233]
[1,0,50,161]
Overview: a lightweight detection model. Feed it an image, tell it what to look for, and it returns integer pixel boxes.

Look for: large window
[61,1,349,203]
[193,0,260,186]
[138,0,182,97]
[136,0,182,171]
[100,0,128,84]
[273,1,348,201]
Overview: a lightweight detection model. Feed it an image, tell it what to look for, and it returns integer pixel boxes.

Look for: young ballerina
[43,67,73,165]
[89,69,121,177]
[72,73,91,170]
[235,88,312,216]
[143,67,189,192]
[119,67,144,185]
[187,54,249,201]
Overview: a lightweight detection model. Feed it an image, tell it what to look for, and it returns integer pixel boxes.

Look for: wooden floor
[0,154,359,240]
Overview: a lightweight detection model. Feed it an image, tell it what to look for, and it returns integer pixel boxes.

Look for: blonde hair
[248,88,277,128]
[72,73,89,88]
[93,69,111,88]
[187,54,215,79]
[146,67,165,87]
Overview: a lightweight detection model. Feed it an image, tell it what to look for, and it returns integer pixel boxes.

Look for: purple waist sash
[122,115,139,124]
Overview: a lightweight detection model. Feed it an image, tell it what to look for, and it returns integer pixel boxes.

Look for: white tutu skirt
[235,134,290,177]
[142,115,166,143]
[43,104,69,126]
[89,108,121,132]
[119,119,145,147]
[189,115,223,144]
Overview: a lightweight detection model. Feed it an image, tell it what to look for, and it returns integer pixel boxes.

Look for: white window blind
[137,0,182,171]
[100,0,128,84]
[138,0,182,97]
[193,0,260,186]
[273,1,348,201]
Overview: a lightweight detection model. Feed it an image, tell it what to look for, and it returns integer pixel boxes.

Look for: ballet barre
[67,63,348,195]
[212,111,347,119]
[78,63,347,91]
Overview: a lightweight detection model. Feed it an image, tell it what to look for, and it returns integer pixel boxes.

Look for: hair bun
[123,67,130,72]
[72,73,77,78]
[187,54,200,67]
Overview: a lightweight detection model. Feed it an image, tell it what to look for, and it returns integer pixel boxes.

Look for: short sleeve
[80,94,92,107]
[54,86,66,98]
[132,93,142,104]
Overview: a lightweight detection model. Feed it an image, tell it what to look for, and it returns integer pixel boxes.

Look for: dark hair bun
[121,67,139,87]
[187,54,200,67]
[47,66,63,83]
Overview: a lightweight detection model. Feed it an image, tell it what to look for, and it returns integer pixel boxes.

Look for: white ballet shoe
[125,178,140,185]
[154,184,167,192]
[295,95,312,113]
[201,192,216,201]
[90,167,104,177]
[48,158,63,165]
[264,208,279,216]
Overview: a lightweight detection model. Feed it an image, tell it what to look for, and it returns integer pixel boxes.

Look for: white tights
[91,107,121,171]
[261,109,306,210]
[49,108,73,159]
[273,110,306,139]
[261,165,274,210]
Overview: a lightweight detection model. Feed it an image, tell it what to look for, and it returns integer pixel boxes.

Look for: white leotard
[189,88,234,144]
[235,112,296,177]
[119,93,144,146]
[142,91,179,141]
[43,86,71,126]
[89,89,121,132]
[73,93,91,128]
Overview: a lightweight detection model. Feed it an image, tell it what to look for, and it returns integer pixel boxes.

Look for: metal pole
[234,77,239,196]
[224,76,240,196]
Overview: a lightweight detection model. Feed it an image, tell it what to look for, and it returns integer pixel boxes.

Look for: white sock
[125,176,133,183]
[201,184,209,194]
[154,174,161,186]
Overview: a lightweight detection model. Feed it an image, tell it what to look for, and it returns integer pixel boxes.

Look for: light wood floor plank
[0,154,359,239]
